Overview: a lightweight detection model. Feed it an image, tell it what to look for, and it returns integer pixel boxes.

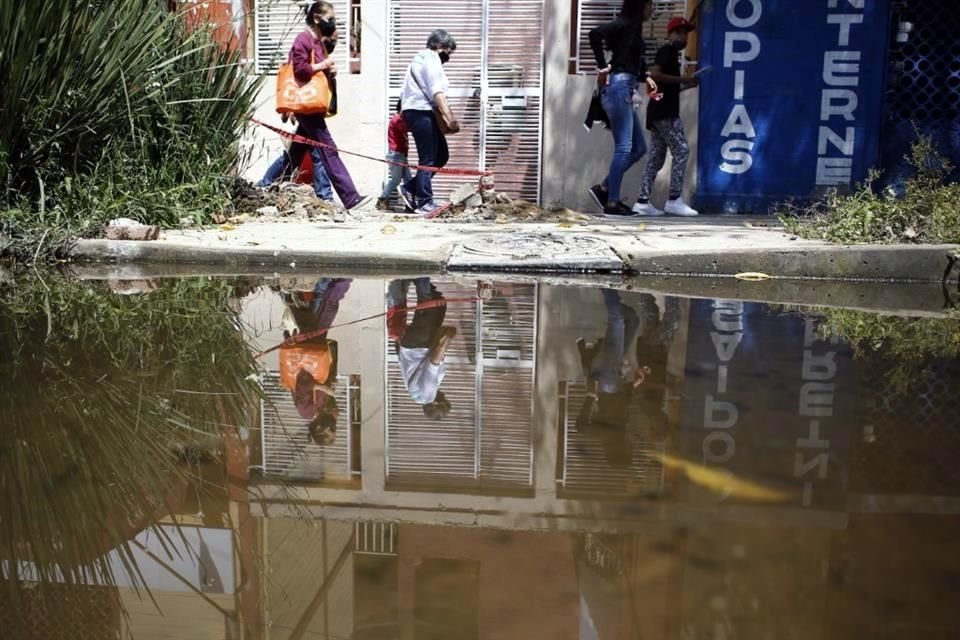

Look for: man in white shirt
[399,30,460,217]
[387,278,456,420]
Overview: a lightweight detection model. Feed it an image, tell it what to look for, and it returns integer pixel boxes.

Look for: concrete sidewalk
[71,215,960,283]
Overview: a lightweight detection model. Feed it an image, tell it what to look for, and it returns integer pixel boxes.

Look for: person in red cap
[633,16,700,218]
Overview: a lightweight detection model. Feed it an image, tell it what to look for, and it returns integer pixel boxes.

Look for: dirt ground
[227,180,595,227]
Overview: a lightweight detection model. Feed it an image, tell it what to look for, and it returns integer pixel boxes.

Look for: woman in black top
[587,0,658,217]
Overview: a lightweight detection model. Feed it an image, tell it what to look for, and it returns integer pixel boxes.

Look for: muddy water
[1,274,959,639]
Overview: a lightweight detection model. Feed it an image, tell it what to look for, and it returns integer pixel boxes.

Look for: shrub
[0,1,261,260]
[780,136,960,245]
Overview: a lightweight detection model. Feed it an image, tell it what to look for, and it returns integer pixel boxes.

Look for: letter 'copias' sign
[695,0,891,214]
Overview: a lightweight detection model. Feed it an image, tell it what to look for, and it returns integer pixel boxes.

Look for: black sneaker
[588,184,608,211]
[602,201,637,218]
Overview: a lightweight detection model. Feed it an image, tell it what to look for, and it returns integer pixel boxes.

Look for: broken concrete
[105,218,160,241]
[70,217,960,284]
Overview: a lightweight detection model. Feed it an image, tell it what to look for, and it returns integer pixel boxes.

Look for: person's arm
[292,35,336,83]
[432,92,460,133]
[588,20,617,70]
[648,47,697,87]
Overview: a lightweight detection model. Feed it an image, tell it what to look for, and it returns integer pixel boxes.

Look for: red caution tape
[252,118,492,178]
[254,296,478,360]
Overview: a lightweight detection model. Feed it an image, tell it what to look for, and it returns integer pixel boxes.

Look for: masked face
[438,50,451,64]
[317,16,336,37]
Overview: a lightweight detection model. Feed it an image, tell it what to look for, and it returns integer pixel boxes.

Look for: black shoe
[588,184,608,211]
[602,201,637,218]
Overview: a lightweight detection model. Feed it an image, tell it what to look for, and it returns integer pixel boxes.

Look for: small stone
[495,192,513,205]
[228,214,251,225]
[212,213,228,224]
[292,204,308,218]
[108,217,140,227]
[179,216,196,227]
[257,205,280,217]
[105,220,160,241]
[464,193,483,208]
[449,182,477,206]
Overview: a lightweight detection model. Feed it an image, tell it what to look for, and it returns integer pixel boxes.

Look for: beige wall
[541,0,699,211]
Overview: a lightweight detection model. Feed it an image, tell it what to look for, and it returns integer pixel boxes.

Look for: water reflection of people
[276,278,352,444]
[576,289,664,467]
[387,278,456,420]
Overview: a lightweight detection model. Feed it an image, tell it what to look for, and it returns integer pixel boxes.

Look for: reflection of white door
[387,0,544,202]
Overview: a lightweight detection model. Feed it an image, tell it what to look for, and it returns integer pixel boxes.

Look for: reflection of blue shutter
[260,372,359,482]
[254,0,350,74]
[385,280,537,492]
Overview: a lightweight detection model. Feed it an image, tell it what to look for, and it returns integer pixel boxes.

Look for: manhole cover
[448,233,623,273]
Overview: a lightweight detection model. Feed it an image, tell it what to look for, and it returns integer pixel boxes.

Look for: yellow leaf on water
[659,453,791,502]
[219,224,237,231]
[557,222,574,229]
[381,225,397,235]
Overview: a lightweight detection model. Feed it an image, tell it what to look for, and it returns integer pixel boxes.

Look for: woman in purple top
[289,2,371,210]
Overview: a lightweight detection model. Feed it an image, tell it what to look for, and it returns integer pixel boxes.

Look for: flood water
[2,273,959,639]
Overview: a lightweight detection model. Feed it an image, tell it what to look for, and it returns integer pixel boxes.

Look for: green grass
[0,1,262,262]
[780,136,960,246]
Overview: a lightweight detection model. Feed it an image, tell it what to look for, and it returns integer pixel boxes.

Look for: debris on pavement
[104,218,160,241]
[227,179,596,227]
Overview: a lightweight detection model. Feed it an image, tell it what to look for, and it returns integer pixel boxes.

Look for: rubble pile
[431,180,594,225]
[221,179,594,226]
[230,181,349,223]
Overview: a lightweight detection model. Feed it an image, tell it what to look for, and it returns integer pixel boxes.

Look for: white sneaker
[664,198,698,217]
[632,201,665,216]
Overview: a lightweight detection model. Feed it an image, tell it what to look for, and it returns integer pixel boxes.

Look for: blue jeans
[381,150,414,199]
[592,289,639,395]
[600,73,647,202]
[403,110,449,207]
[257,143,333,201]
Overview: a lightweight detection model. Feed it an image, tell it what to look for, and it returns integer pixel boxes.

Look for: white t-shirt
[397,346,446,404]
[400,49,449,112]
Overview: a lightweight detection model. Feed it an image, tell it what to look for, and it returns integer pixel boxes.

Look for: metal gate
[557,381,666,499]
[254,0,355,74]
[387,0,544,202]
[260,371,361,483]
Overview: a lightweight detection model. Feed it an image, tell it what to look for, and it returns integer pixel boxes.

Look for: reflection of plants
[0,276,260,602]
[781,136,960,245]
[817,308,960,394]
